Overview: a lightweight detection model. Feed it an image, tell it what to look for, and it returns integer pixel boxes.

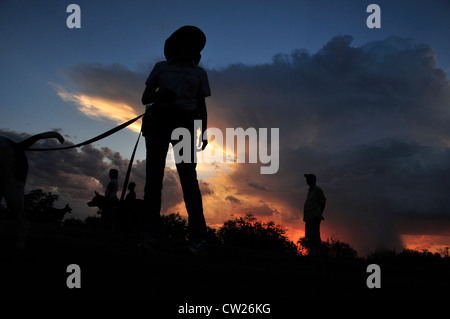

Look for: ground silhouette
[1,211,449,304]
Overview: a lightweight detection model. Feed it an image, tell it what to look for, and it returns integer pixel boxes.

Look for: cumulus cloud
[51,63,148,132]
[225,195,241,204]
[37,34,450,254]
[0,129,203,220]
[203,35,450,253]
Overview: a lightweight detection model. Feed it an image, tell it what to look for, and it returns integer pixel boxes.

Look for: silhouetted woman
[140,26,210,255]
[104,168,119,227]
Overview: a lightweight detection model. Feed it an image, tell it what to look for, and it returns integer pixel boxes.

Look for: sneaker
[187,239,207,256]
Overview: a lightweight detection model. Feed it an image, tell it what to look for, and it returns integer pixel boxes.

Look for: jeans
[305,217,322,253]
[143,107,206,241]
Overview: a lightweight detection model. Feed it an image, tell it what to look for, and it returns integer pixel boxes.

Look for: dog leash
[26,113,145,203]
[119,129,142,202]
[26,113,145,151]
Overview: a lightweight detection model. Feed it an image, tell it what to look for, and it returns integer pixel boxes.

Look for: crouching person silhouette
[140,26,210,256]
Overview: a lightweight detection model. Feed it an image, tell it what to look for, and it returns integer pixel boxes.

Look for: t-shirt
[105,178,119,201]
[145,59,211,111]
[303,185,326,222]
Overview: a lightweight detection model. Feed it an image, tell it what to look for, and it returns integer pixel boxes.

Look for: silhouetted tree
[218,213,298,254]
[24,189,59,221]
[437,247,449,259]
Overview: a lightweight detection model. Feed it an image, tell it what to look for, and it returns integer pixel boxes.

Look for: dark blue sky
[1,0,449,254]
[1,0,449,145]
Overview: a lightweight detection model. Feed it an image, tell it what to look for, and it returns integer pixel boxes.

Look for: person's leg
[310,218,322,254]
[172,114,207,244]
[313,218,322,244]
[305,218,321,255]
[305,220,311,241]
[176,162,206,241]
[143,115,170,237]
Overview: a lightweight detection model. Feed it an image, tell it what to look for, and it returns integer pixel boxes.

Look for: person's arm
[319,190,326,213]
[142,86,177,106]
[142,62,163,105]
[197,96,208,150]
[141,85,159,105]
[197,68,210,151]
[113,180,119,197]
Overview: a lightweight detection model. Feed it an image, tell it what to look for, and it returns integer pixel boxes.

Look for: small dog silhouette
[0,131,64,249]
[46,204,72,225]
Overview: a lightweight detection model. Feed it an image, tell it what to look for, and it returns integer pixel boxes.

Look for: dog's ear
[95,191,99,196]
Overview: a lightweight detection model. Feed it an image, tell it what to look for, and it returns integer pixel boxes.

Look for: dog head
[87,191,105,209]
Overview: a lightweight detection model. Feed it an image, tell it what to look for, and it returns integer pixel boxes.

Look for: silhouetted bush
[205,226,222,246]
[366,249,397,262]
[437,247,449,259]
[161,213,188,240]
[324,237,358,259]
[161,212,221,244]
[297,236,358,259]
[398,248,442,261]
[84,216,102,229]
[218,214,298,254]
[367,248,450,265]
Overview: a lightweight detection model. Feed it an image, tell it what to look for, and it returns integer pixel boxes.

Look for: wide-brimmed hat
[164,25,206,63]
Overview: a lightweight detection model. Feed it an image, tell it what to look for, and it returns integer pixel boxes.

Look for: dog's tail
[17,131,65,149]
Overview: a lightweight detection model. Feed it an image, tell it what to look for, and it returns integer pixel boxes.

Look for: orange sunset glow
[56,86,143,133]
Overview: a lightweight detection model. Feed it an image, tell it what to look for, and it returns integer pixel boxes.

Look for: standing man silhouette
[303,174,326,255]
[140,26,210,255]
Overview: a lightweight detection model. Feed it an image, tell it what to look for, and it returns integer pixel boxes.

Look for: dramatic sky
[1,0,449,255]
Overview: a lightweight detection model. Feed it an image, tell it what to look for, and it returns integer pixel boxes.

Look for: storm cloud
[205,36,450,252]
[205,35,450,254]
[0,129,198,220]
[10,34,450,255]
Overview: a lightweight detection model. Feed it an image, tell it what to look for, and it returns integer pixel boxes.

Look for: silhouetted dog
[87,191,106,211]
[46,204,72,225]
[87,191,114,227]
[87,191,145,232]
[0,131,64,249]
